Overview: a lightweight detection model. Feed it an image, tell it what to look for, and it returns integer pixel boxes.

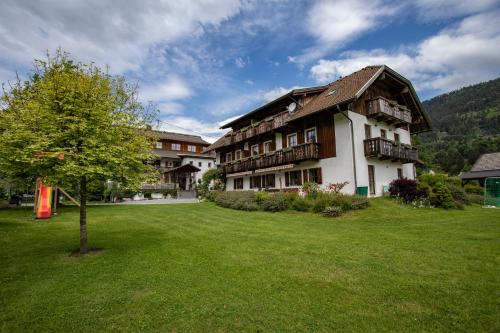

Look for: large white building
[148,131,215,192]
[206,65,430,196]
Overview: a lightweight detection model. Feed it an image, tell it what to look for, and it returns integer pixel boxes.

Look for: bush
[389,179,427,203]
[312,192,369,213]
[466,193,484,205]
[322,206,343,217]
[302,182,319,198]
[447,184,469,205]
[260,193,288,212]
[429,184,455,209]
[214,191,258,211]
[464,183,483,195]
[312,193,333,213]
[419,173,461,188]
[283,192,299,205]
[254,191,269,204]
[291,196,313,211]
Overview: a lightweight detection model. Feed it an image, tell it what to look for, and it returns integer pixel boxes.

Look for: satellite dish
[287,102,297,113]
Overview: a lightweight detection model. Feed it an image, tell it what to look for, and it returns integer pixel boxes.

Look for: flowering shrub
[323,181,349,194]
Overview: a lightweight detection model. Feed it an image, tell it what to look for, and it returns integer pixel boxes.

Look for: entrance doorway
[368,165,375,195]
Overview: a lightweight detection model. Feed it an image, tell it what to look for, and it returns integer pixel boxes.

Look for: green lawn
[0,199,499,332]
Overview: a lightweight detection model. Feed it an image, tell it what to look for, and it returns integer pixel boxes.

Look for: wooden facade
[157,139,208,154]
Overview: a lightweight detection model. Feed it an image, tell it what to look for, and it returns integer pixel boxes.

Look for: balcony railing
[364,137,418,163]
[226,111,292,145]
[220,142,319,174]
[367,97,412,125]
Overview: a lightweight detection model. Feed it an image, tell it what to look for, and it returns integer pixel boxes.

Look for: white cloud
[262,86,303,102]
[158,116,229,143]
[310,10,500,93]
[0,0,242,75]
[140,77,192,103]
[414,0,500,20]
[291,0,400,63]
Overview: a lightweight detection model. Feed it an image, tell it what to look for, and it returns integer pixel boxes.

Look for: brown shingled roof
[290,66,383,121]
[154,130,210,145]
[205,132,231,152]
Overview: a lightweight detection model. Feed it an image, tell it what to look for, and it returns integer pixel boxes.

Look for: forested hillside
[415,78,500,175]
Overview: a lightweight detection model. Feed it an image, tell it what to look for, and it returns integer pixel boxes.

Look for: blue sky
[1,0,499,142]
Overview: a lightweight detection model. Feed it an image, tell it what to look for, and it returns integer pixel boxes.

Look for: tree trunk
[79,175,88,254]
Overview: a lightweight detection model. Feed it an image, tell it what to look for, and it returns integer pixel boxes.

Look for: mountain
[415,78,500,175]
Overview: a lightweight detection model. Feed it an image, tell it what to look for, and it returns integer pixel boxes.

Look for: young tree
[0,50,157,254]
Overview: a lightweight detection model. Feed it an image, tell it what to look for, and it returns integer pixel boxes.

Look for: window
[234,178,243,190]
[251,144,259,156]
[287,133,298,147]
[198,162,202,167]
[305,128,317,143]
[250,175,261,189]
[380,129,387,139]
[251,174,275,189]
[156,141,162,149]
[307,168,322,184]
[262,174,275,188]
[167,161,173,168]
[263,141,273,153]
[188,145,196,152]
[364,124,372,139]
[171,143,181,150]
[285,170,302,186]
[208,162,212,168]
[397,168,403,180]
[235,149,242,160]
[394,133,400,144]
[189,161,193,165]
[226,152,232,162]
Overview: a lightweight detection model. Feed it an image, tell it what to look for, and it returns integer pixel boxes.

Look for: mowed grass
[0,199,499,332]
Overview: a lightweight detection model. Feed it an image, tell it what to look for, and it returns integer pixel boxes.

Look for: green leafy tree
[0,50,157,254]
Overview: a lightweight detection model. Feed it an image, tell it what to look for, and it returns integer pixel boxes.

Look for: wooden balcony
[220,142,319,174]
[366,97,412,126]
[227,111,291,144]
[364,137,418,163]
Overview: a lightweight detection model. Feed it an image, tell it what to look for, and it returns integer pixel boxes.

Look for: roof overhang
[164,164,201,174]
[460,170,500,180]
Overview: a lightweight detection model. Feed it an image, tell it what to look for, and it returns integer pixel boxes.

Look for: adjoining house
[143,130,215,193]
[460,152,500,185]
[205,65,431,196]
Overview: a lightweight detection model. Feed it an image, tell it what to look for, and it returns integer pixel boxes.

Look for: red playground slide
[36,181,53,219]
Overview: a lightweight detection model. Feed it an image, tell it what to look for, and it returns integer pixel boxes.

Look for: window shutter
[285,172,290,187]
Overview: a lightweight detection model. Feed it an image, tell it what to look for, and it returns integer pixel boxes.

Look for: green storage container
[356,186,368,197]
[485,177,500,207]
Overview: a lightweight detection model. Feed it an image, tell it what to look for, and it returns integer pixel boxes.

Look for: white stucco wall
[181,157,216,183]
